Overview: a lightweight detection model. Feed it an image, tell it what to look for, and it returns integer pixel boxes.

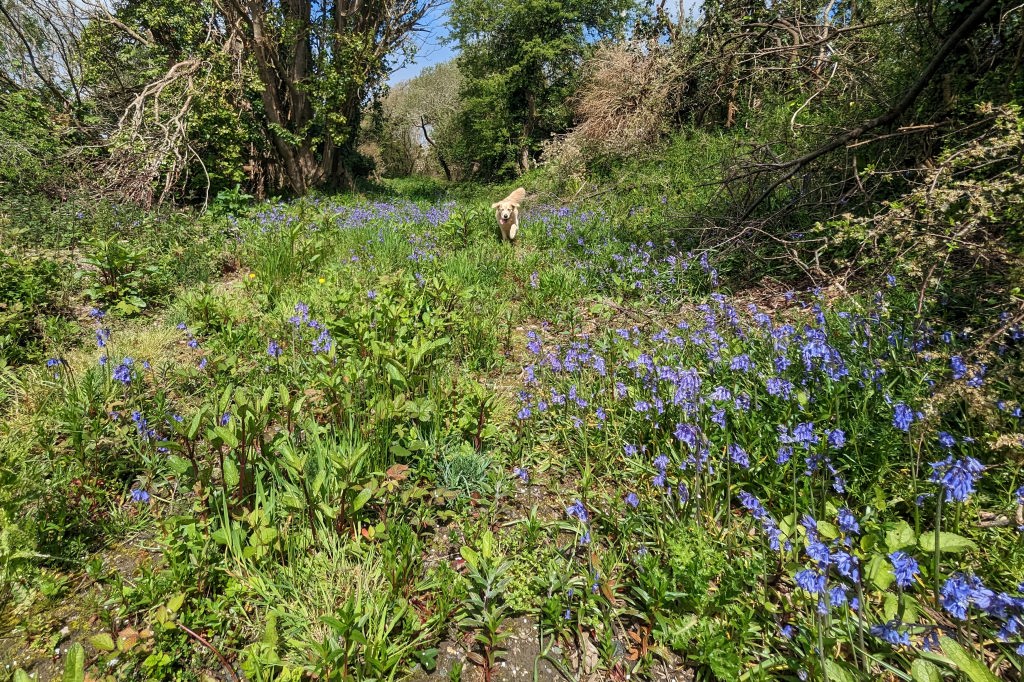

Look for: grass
[0,177,1022,681]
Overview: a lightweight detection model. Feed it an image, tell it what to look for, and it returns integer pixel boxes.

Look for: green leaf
[351,487,373,512]
[14,670,32,682]
[62,643,85,682]
[460,545,480,570]
[939,636,999,682]
[823,660,856,682]
[866,553,895,591]
[89,633,116,651]
[918,532,977,553]
[885,521,917,552]
[816,521,839,540]
[911,658,942,682]
[480,529,495,560]
[223,457,240,488]
[166,592,185,613]
[883,592,899,621]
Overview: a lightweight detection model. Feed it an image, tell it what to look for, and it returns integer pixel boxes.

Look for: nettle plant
[515,280,1024,679]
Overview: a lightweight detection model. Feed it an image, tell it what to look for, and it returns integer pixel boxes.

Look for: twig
[176,620,241,682]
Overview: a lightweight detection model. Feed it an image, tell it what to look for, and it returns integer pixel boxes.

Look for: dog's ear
[491,202,501,209]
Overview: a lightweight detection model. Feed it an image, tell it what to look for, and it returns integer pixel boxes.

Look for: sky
[387,1,701,87]
[387,3,456,86]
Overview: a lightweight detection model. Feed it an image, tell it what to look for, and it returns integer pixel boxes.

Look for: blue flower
[870,622,910,646]
[780,624,795,639]
[729,354,753,372]
[566,500,589,523]
[795,569,826,595]
[892,403,916,432]
[930,456,983,502]
[112,358,134,384]
[937,431,956,448]
[836,508,860,535]
[96,328,111,348]
[941,574,974,620]
[367,290,378,300]
[513,467,529,483]
[728,444,750,469]
[889,551,919,589]
[89,308,106,320]
[625,492,639,508]
[951,355,967,380]
[267,340,282,358]
[130,489,150,504]
[826,428,846,449]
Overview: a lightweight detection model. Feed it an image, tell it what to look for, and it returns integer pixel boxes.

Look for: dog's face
[492,201,517,224]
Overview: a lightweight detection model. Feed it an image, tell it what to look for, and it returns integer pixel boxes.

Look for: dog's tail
[505,187,526,205]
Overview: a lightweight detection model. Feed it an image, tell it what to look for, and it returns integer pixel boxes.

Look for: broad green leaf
[14,670,32,682]
[885,521,917,552]
[939,636,999,682]
[89,633,116,651]
[223,457,240,488]
[823,660,856,682]
[918,532,977,553]
[62,643,85,682]
[817,521,839,540]
[481,530,495,560]
[883,592,899,621]
[460,545,480,570]
[866,553,895,591]
[911,658,942,682]
[166,593,185,613]
[351,487,373,512]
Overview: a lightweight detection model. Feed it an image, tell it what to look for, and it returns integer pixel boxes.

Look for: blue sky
[388,3,456,85]
[387,1,701,86]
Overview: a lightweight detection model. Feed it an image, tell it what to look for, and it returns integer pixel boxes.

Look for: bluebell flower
[870,622,910,646]
[886,274,897,287]
[176,322,187,331]
[625,492,639,508]
[795,569,826,595]
[267,340,282,358]
[937,431,956,448]
[112,358,134,384]
[766,377,793,399]
[130,489,150,504]
[517,406,532,420]
[836,508,860,535]
[729,354,753,372]
[96,328,111,348]
[951,355,968,380]
[623,444,638,457]
[566,500,589,523]
[941,574,973,619]
[728,444,750,469]
[826,428,846,449]
[46,358,61,368]
[187,338,199,349]
[930,456,983,502]
[367,290,378,300]
[220,413,231,426]
[776,446,793,464]
[513,467,529,483]
[892,403,916,432]
[89,308,105,319]
[889,551,919,589]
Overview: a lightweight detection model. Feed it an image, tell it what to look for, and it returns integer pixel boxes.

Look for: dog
[492,187,526,242]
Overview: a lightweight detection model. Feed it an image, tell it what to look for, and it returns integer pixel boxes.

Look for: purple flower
[625,492,639,508]
[826,428,846,449]
[729,354,753,372]
[96,328,111,348]
[930,456,983,502]
[937,431,956,448]
[267,339,282,358]
[566,500,589,523]
[892,403,916,432]
[367,290,378,300]
[513,467,529,483]
[951,355,967,380]
[728,444,750,469]
[889,551,919,589]
[112,358,134,384]
[836,508,860,535]
[130,489,150,504]
[870,622,910,646]
[795,569,826,595]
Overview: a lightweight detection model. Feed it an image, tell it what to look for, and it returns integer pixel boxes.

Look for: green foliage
[446,0,634,177]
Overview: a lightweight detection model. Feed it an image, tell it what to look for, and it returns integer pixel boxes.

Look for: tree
[213,0,438,194]
[446,0,634,177]
[373,60,462,179]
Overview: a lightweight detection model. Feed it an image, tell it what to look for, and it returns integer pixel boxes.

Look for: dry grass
[543,41,682,172]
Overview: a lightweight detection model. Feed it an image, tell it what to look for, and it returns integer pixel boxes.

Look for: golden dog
[492,187,526,242]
